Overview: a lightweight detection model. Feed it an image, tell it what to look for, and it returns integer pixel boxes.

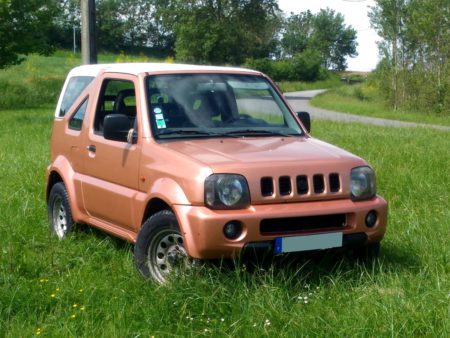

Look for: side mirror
[103,114,134,143]
[297,111,311,133]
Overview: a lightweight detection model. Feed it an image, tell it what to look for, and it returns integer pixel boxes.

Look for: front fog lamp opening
[223,221,243,240]
[365,210,378,228]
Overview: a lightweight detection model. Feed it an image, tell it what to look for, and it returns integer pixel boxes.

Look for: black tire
[48,182,74,239]
[134,210,191,283]
[353,242,381,262]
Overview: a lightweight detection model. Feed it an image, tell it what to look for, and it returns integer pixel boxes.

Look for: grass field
[0,105,449,336]
[311,85,450,127]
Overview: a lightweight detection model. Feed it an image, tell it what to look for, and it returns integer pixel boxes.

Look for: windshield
[146,74,303,139]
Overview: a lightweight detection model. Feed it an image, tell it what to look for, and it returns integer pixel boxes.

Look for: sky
[277,0,380,71]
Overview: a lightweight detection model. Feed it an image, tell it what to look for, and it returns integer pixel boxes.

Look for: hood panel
[161,137,358,165]
[161,137,366,204]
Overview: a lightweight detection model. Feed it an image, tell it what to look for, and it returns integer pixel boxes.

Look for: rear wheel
[134,210,191,283]
[48,182,74,239]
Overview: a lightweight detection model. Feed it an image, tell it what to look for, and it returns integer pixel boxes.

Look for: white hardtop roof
[67,63,260,78]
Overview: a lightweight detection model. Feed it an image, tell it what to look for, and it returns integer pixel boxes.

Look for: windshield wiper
[223,129,296,137]
[158,129,213,137]
[158,129,239,138]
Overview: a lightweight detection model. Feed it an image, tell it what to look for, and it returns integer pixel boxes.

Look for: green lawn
[311,85,450,127]
[0,51,165,110]
[1,108,449,337]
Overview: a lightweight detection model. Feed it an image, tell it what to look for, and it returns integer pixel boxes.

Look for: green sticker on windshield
[156,119,166,129]
[155,113,166,129]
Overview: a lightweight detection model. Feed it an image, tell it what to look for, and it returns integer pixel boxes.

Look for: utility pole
[73,25,76,54]
[81,0,97,64]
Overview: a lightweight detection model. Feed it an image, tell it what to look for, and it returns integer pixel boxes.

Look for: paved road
[285,90,450,131]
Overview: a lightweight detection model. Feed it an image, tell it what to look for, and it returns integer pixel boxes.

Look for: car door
[80,74,141,230]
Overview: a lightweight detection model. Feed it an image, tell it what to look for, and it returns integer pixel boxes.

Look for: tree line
[1,0,357,77]
[370,0,449,114]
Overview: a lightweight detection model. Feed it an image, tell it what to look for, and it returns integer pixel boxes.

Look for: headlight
[205,174,250,209]
[350,166,376,200]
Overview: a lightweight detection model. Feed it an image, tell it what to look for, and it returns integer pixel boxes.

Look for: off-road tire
[134,210,190,283]
[48,182,74,239]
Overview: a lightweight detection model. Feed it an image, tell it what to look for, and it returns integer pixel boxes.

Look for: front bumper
[173,196,388,259]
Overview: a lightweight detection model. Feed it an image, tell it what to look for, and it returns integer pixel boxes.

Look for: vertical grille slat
[279,176,292,196]
[260,177,274,197]
[296,175,309,195]
[313,174,325,193]
[329,173,340,193]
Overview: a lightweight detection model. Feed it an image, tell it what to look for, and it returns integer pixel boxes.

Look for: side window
[68,98,89,130]
[59,76,94,117]
[94,79,136,135]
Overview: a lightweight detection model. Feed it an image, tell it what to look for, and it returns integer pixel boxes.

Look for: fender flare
[47,155,85,222]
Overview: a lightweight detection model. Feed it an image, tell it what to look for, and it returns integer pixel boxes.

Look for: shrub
[245,50,327,82]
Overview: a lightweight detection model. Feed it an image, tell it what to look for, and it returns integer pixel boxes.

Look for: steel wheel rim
[147,229,188,283]
[52,195,67,239]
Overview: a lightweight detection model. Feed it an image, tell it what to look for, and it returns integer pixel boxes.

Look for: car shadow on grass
[183,243,423,289]
[72,223,421,286]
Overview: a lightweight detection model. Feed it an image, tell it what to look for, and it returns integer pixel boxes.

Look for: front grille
[329,173,340,193]
[279,176,292,195]
[261,177,274,197]
[260,214,346,235]
[313,174,325,193]
[259,173,341,197]
[296,175,308,195]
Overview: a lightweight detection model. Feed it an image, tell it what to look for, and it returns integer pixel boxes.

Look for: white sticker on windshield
[153,107,162,114]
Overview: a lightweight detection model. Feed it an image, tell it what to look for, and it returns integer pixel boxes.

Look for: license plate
[274,232,343,254]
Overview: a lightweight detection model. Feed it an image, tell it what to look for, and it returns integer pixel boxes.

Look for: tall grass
[0,106,448,336]
[278,77,341,93]
[0,51,167,110]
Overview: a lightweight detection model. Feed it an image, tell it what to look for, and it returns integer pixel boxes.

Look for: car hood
[159,136,367,203]
[160,136,363,169]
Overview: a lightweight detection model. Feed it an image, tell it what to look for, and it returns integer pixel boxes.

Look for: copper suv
[46,63,388,283]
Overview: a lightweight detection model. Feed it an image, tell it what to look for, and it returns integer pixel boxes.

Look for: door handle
[87,145,96,153]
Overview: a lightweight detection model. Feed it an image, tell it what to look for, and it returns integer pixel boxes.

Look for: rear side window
[59,76,94,116]
[68,98,89,130]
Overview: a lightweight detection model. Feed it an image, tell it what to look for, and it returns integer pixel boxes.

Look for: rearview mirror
[103,114,134,143]
[297,111,311,133]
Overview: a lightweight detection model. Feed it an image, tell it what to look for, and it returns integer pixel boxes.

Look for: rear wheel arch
[46,171,64,202]
[46,157,83,222]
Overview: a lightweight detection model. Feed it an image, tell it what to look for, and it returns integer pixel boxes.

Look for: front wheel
[48,182,74,239]
[134,210,191,283]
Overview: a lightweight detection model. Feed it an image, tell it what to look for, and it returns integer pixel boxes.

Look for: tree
[282,8,358,71]
[369,0,408,110]
[0,0,57,69]
[281,11,314,58]
[369,0,449,113]
[158,0,282,65]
